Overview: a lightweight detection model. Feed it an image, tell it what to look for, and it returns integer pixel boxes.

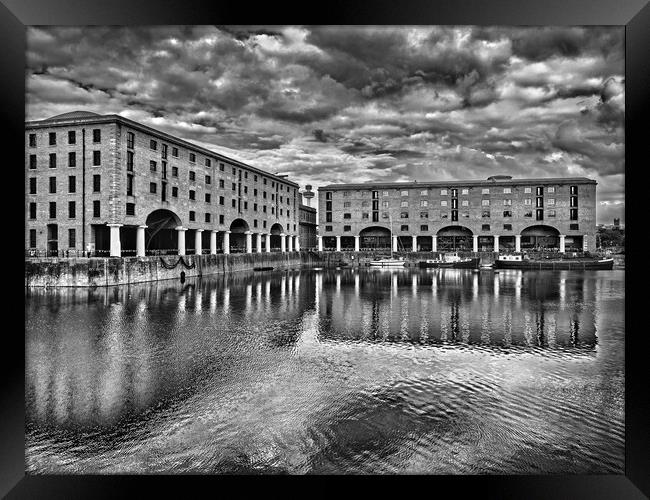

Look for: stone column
[317,235,323,252]
[136,225,147,257]
[107,223,122,257]
[210,230,217,255]
[256,233,262,253]
[194,229,203,255]
[265,233,271,253]
[583,235,588,252]
[493,235,500,252]
[294,235,300,252]
[354,235,360,252]
[176,226,187,256]
[288,234,294,252]
[223,230,230,255]
[411,235,417,252]
[280,233,286,252]
[245,231,253,253]
[559,234,566,253]
[335,235,341,252]
[515,234,521,253]
[472,234,478,253]
[392,235,398,253]
[432,235,437,252]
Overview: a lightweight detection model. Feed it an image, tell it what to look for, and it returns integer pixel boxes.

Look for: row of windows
[328,186,577,198]
[339,198,574,208]
[28,175,102,194]
[338,208,578,220]
[323,223,581,233]
[28,201,102,219]
[28,228,77,249]
[28,151,102,169]
[28,129,102,147]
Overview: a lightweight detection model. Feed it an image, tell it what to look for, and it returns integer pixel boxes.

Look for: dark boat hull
[419,258,480,269]
[494,259,614,270]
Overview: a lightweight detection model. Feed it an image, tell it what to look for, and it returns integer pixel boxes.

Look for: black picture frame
[5,0,648,497]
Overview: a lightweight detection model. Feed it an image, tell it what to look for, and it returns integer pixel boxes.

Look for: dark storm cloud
[26,25,625,223]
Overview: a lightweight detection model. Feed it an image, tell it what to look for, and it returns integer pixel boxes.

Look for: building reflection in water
[26,268,601,433]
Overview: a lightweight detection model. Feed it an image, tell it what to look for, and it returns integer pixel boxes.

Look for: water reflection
[25,268,624,474]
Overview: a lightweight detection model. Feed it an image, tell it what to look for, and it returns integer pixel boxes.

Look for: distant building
[613,218,620,227]
[317,175,597,253]
[299,185,317,250]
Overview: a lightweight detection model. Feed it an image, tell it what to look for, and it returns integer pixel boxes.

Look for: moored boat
[494,254,614,270]
[369,258,406,268]
[419,252,479,269]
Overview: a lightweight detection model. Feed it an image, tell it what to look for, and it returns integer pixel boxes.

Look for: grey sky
[26,25,625,223]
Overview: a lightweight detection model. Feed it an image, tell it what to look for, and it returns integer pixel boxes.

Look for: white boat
[368,215,406,268]
[419,252,479,268]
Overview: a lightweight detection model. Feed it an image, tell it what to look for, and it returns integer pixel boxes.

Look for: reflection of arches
[359,226,391,249]
[437,226,473,251]
[270,223,284,250]
[145,209,182,254]
[229,218,249,253]
[521,225,560,250]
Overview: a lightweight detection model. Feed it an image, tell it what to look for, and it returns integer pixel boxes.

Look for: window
[262,205,267,213]
[401,225,409,231]
[219,196,224,205]
[536,187,543,196]
[547,209,556,217]
[343,213,351,219]
[68,201,76,219]
[30,229,36,248]
[150,139,157,150]
[503,210,512,217]
[441,200,448,207]
[68,131,76,144]
[49,153,56,168]
[420,189,428,196]
[400,211,409,219]
[219,215,225,224]
[150,182,157,194]
[343,201,351,208]
[254,175,258,182]
[232,183,236,191]
[49,176,56,194]
[440,189,448,196]
[161,144,168,159]
[127,131,135,149]
[205,193,211,203]
[400,201,408,208]
[343,225,351,232]
[325,225,333,232]
[93,200,100,218]
[400,190,408,197]
[189,153,196,163]
[172,166,178,177]
[379,201,388,208]
[570,185,578,195]
[524,187,532,194]
[536,209,544,220]
[503,199,512,206]
[205,158,211,167]
[524,198,532,205]
[461,200,469,207]
[548,186,555,193]
[126,151,133,171]
[362,212,369,219]
[441,213,448,219]
[462,212,470,218]
[148,160,157,172]
[536,197,543,207]
[420,200,428,207]
[503,187,511,194]
[51,202,58,218]
[189,211,195,222]
[254,203,258,211]
[172,187,178,198]
[68,176,76,193]
[172,147,179,157]
[49,132,56,145]
[420,211,428,218]
[91,129,100,143]
[126,175,134,196]
[570,223,579,230]
[325,212,332,222]
[461,188,469,195]
[482,199,490,206]
[451,189,458,197]
[93,174,101,192]
[420,224,429,231]
[482,188,489,194]
[570,208,578,220]
[189,171,195,182]
[254,188,258,197]
[547,198,555,205]
[29,155,37,169]
[126,203,135,216]
[29,134,36,147]
[263,191,267,199]
[524,211,532,217]
[68,228,76,248]
[29,177,37,194]
[503,224,512,231]
[205,213,211,223]
[232,199,236,208]
[29,202,37,219]
[244,186,248,194]
[93,151,101,166]
[570,196,578,207]
[482,224,490,231]
[482,210,490,218]
[189,190,196,200]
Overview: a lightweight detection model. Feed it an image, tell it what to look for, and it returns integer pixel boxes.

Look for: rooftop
[319,177,596,190]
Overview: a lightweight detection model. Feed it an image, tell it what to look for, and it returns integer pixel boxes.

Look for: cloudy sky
[26,25,624,223]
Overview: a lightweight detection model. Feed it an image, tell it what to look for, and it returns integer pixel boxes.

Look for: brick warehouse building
[298,185,318,251]
[317,175,596,253]
[25,111,302,257]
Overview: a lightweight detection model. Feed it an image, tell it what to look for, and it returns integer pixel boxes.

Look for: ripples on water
[25,268,624,474]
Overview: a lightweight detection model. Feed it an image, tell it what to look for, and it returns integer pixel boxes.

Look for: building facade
[317,175,597,253]
[25,111,301,257]
[298,202,317,251]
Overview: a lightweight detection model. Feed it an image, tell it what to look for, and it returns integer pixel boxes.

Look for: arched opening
[437,226,473,251]
[145,209,182,255]
[521,225,560,251]
[359,226,391,250]
[340,236,355,250]
[229,218,250,253]
[270,223,283,251]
